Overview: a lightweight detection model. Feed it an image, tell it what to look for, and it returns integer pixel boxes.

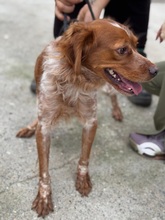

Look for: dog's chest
[60,83,97,109]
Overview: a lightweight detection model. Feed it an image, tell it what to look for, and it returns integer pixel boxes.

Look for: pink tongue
[119,76,142,95]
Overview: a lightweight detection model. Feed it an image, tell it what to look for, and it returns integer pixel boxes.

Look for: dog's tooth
[109,69,114,75]
[108,69,118,79]
[108,69,120,80]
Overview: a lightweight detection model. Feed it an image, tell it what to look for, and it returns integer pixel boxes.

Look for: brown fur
[16,19,157,217]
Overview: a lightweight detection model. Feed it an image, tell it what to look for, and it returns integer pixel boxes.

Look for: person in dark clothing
[54,0,150,57]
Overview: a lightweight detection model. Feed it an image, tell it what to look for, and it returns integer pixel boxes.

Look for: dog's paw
[32,191,54,218]
[16,127,35,138]
[75,173,92,196]
[112,107,123,121]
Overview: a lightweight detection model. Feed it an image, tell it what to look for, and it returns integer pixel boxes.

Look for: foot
[112,107,123,121]
[16,127,35,138]
[129,130,165,157]
[127,89,152,107]
[32,190,54,218]
[75,173,92,196]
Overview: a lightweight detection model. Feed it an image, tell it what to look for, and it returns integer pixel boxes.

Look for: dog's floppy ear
[59,22,96,74]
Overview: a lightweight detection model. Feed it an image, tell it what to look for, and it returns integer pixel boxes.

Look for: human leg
[126,0,152,106]
[129,61,165,157]
[143,61,165,131]
[128,0,151,53]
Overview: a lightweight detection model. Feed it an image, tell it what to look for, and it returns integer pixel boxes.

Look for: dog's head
[58,19,158,96]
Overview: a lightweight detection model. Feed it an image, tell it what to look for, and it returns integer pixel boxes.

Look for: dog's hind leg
[16,119,38,138]
[110,94,123,121]
[102,84,123,121]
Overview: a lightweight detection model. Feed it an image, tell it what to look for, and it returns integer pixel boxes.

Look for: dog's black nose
[149,66,158,77]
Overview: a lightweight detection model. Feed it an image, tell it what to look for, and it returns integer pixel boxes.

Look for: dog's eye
[117,47,128,55]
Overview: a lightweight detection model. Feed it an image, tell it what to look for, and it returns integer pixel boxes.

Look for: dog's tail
[16,119,38,138]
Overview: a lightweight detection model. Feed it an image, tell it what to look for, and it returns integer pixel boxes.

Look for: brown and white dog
[16,19,158,217]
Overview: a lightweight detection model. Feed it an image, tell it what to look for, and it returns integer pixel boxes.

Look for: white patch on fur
[39,179,51,201]
[84,118,97,130]
[110,21,122,29]
[110,21,130,37]
[37,42,99,138]
[102,83,117,95]
[78,165,88,175]
[40,64,59,94]
[43,172,47,179]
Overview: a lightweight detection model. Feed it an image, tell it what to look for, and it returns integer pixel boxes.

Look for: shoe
[129,131,165,157]
[127,89,152,107]
[30,79,36,94]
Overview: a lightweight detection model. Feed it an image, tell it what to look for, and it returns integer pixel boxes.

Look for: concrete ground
[0,0,165,219]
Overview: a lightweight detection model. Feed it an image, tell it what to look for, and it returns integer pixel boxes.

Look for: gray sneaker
[129,131,165,157]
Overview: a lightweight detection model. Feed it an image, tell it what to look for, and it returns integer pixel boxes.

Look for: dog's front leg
[32,122,54,217]
[76,118,97,196]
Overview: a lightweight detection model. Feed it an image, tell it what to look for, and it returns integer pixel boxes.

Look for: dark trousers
[54,0,151,50]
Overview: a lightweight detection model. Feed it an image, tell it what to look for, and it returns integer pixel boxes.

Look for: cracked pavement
[0,0,165,219]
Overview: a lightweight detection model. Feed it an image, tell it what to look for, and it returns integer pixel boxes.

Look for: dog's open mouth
[104,68,142,95]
